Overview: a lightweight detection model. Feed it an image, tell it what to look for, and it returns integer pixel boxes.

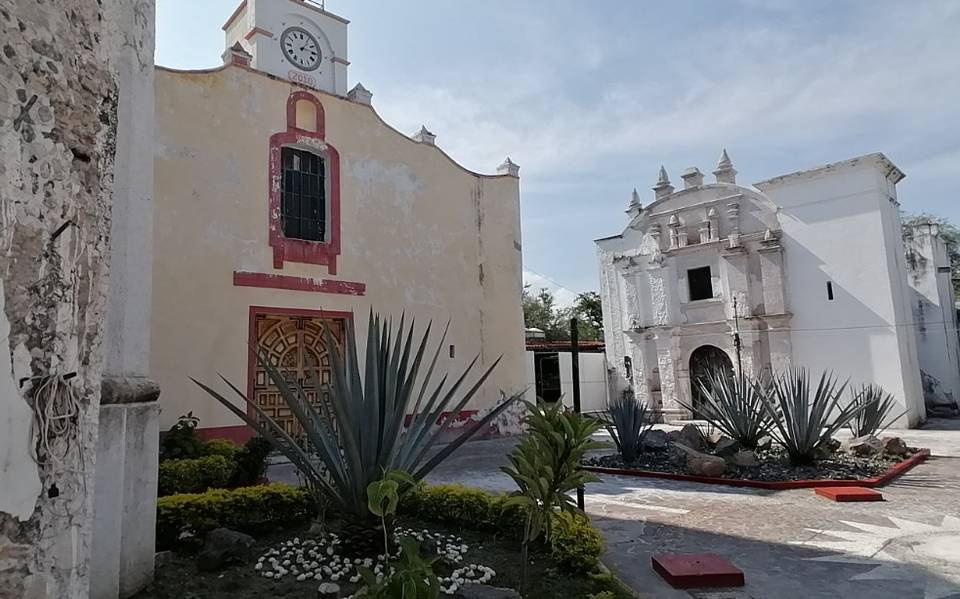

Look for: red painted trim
[269,92,340,273]
[582,449,930,490]
[652,554,744,590]
[197,425,254,445]
[815,487,884,502]
[244,26,273,40]
[234,271,365,295]
[403,409,479,426]
[246,306,354,423]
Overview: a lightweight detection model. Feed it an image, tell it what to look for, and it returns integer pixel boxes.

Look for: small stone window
[688,266,713,301]
[281,147,326,242]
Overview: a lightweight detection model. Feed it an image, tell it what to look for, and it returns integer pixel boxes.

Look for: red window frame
[269,91,341,273]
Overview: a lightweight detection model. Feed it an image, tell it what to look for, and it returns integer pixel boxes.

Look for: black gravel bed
[584,447,915,482]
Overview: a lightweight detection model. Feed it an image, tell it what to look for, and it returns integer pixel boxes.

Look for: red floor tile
[815,487,883,502]
[652,553,745,589]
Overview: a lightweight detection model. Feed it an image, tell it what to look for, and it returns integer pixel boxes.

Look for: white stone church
[596,151,960,427]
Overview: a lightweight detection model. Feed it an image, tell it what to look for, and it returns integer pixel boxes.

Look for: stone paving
[268,418,960,598]
[424,419,960,599]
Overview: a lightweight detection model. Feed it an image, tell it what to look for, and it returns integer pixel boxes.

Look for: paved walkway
[424,419,960,599]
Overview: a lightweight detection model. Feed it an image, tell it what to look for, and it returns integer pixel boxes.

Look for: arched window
[281,147,326,241]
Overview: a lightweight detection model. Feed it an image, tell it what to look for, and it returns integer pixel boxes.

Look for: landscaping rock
[843,435,883,457]
[643,429,669,450]
[881,436,909,457]
[317,582,341,598]
[455,585,521,599]
[732,450,759,468]
[196,528,255,572]
[714,437,740,457]
[814,437,842,460]
[673,442,727,477]
[755,436,773,451]
[678,424,706,450]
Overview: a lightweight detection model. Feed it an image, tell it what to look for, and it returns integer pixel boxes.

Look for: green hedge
[156,483,313,549]
[400,483,603,574]
[158,454,235,496]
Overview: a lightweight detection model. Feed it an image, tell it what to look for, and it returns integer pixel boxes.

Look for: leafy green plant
[356,536,440,599]
[192,311,522,551]
[160,412,202,460]
[502,400,603,592]
[760,368,869,465]
[367,470,416,557]
[549,512,604,573]
[157,454,235,496]
[679,367,775,450]
[603,391,652,462]
[229,436,273,487]
[847,384,902,437]
[156,483,313,549]
[201,438,240,460]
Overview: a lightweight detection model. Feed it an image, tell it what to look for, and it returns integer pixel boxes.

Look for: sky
[156,0,960,307]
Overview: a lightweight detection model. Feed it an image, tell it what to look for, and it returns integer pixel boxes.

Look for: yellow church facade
[151,0,526,440]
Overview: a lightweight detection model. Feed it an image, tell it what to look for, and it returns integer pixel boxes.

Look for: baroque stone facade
[597,151,931,426]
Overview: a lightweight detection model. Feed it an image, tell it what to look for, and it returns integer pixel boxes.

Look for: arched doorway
[688,345,734,417]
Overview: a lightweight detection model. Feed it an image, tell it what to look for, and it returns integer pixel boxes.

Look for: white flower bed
[254,527,497,596]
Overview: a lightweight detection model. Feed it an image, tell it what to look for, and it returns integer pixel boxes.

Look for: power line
[522,265,583,297]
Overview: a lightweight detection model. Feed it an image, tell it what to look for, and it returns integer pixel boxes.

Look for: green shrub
[587,592,617,599]
[201,438,240,460]
[156,483,313,549]
[158,454,234,496]
[229,436,273,487]
[160,412,203,460]
[549,512,603,573]
[400,483,604,574]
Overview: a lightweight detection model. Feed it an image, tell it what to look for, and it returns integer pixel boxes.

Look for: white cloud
[523,270,579,308]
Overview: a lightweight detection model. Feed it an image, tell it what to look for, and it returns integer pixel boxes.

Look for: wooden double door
[252,312,345,436]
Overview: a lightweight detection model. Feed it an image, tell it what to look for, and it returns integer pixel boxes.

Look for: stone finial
[413,126,437,145]
[221,42,252,67]
[681,167,704,189]
[653,166,674,200]
[497,157,520,177]
[347,82,373,105]
[625,188,642,217]
[713,148,737,184]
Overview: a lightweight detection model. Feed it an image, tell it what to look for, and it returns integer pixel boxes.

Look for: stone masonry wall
[0,0,120,597]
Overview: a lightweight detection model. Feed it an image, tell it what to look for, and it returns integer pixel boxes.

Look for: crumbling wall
[0,0,120,596]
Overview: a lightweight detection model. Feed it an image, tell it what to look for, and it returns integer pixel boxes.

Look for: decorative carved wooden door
[253,313,345,436]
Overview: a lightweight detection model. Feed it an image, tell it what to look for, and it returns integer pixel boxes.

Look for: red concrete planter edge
[582,448,930,490]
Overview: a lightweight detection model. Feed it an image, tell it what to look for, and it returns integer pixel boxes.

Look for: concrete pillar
[758,243,786,315]
[720,247,751,317]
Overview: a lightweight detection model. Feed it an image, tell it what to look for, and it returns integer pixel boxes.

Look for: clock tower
[223,0,349,95]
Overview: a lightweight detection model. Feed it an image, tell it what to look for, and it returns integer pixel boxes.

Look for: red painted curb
[583,448,930,490]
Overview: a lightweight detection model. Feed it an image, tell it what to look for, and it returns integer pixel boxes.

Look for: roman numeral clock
[281,26,321,72]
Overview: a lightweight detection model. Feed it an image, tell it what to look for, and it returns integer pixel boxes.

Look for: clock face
[281,27,321,72]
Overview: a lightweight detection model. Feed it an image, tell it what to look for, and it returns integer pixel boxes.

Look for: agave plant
[847,384,902,437]
[604,391,652,462]
[192,311,521,551]
[501,400,603,593]
[760,368,868,465]
[678,368,774,450]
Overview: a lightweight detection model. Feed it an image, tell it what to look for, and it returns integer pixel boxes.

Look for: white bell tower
[223,0,349,95]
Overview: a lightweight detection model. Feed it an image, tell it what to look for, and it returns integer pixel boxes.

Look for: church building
[597,151,960,427]
[151,0,526,439]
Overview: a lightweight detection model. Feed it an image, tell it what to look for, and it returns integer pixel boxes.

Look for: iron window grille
[281,147,326,242]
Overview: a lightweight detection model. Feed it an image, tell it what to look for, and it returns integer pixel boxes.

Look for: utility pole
[570,317,585,511]
[732,296,743,374]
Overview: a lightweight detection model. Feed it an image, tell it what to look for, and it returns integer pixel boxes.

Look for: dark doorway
[534,352,562,403]
[688,345,733,417]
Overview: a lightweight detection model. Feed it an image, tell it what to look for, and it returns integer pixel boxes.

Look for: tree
[522,285,567,340]
[571,291,603,341]
[903,213,960,295]
[521,286,604,342]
